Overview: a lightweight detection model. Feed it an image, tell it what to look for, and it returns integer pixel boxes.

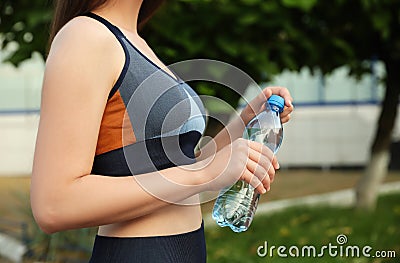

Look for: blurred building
[240,64,400,169]
[0,47,43,176]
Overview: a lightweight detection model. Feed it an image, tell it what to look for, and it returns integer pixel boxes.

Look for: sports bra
[85,13,206,176]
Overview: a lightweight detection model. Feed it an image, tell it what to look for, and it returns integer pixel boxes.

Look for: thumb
[260,88,273,101]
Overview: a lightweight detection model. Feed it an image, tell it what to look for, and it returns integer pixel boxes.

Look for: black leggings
[88,222,206,263]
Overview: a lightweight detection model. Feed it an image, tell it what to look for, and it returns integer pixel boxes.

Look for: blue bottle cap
[267,95,285,113]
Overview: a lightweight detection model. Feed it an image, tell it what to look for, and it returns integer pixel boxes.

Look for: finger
[281,115,291,124]
[280,111,290,119]
[285,97,294,108]
[280,105,293,124]
[272,155,279,170]
[247,141,277,185]
[246,158,269,184]
[247,140,275,161]
[280,105,294,118]
[270,155,281,183]
[267,162,276,185]
[242,169,267,194]
[260,88,273,102]
[254,162,273,192]
[246,88,272,114]
[267,86,294,107]
[248,147,273,175]
[247,147,275,188]
[267,171,274,185]
[253,158,274,190]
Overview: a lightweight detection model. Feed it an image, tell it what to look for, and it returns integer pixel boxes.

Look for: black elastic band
[83,12,130,100]
[84,12,125,38]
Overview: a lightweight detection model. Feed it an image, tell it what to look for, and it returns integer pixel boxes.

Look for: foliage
[144,0,399,79]
[206,193,400,262]
[143,0,400,117]
[145,0,320,82]
[0,0,52,65]
[2,0,399,84]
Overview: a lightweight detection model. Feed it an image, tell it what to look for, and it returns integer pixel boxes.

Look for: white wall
[269,63,386,104]
[0,47,43,175]
[277,104,400,168]
[0,114,39,175]
[1,104,399,175]
[238,63,399,168]
[0,50,44,112]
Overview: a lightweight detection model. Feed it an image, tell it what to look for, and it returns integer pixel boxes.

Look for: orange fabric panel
[95,90,136,155]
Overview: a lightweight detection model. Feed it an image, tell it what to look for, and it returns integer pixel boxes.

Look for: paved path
[0,233,26,263]
[203,181,400,228]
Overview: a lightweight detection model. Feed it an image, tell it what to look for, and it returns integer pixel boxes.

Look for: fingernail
[267,186,271,192]
[261,188,267,194]
[276,162,280,169]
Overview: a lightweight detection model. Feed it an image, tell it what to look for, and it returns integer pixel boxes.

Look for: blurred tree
[0,0,52,65]
[297,0,399,211]
[143,0,322,105]
[143,0,400,211]
[1,0,398,210]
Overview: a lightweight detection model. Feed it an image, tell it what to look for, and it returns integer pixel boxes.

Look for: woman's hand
[196,138,279,195]
[240,86,294,125]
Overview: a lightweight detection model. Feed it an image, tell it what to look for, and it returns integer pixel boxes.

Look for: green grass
[205,193,400,263]
[1,189,399,262]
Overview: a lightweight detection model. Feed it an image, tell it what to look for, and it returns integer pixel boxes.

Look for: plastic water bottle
[212,95,285,232]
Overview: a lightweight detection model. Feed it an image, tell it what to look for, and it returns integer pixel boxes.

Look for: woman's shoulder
[46,14,124,76]
[51,15,117,52]
[45,15,125,97]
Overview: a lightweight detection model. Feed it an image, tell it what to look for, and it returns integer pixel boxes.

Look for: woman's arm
[31,17,276,234]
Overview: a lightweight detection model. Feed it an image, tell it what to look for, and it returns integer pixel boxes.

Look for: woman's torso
[84,12,206,237]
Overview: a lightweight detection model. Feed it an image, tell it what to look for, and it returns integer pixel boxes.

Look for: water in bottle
[212,95,285,232]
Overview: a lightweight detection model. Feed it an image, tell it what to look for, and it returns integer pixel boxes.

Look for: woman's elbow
[30,192,69,234]
[31,202,60,234]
